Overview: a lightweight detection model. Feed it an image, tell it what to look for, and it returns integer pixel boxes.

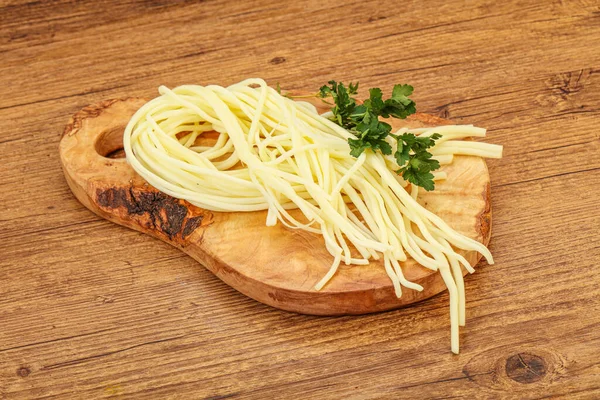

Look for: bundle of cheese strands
[123,78,503,353]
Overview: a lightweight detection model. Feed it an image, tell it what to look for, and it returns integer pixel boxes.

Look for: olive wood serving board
[59,96,491,315]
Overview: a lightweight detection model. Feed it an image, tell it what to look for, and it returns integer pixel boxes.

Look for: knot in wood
[505,353,547,384]
[270,56,286,65]
[16,366,31,377]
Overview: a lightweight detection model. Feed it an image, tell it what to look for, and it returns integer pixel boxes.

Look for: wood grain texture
[59,97,490,315]
[1,0,599,398]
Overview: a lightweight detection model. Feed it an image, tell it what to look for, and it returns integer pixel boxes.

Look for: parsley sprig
[392,132,442,191]
[317,80,441,191]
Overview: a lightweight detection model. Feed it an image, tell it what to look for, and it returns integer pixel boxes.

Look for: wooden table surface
[1,0,599,398]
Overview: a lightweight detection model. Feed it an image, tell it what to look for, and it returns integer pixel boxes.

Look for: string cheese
[123,78,503,353]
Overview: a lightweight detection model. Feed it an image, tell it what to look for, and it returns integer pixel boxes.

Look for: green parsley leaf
[392,84,413,100]
[318,80,360,128]
[380,84,416,119]
[394,139,411,166]
[348,82,359,95]
[318,80,441,190]
[401,168,436,191]
[348,138,370,157]
[392,133,442,191]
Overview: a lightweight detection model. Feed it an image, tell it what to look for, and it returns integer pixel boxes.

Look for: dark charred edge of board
[61,97,144,138]
[182,216,204,238]
[95,186,212,243]
[477,182,492,245]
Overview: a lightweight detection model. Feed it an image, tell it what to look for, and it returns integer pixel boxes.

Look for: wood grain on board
[1,0,599,398]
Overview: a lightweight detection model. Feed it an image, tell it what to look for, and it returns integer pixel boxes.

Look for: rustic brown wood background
[1,0,599,398]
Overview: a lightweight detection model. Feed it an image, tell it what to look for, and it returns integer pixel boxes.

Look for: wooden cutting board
[59,96,491,315]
